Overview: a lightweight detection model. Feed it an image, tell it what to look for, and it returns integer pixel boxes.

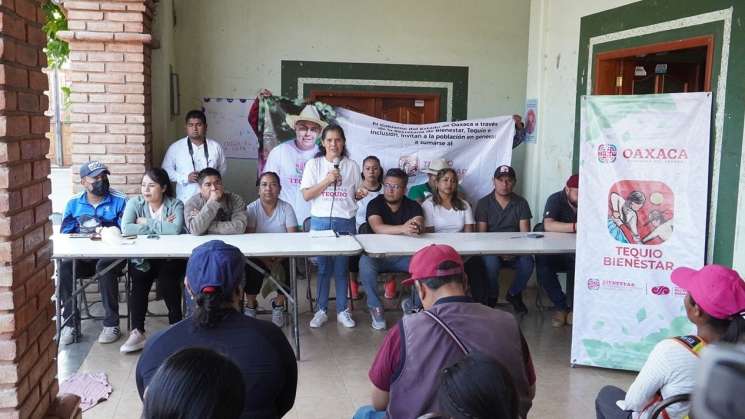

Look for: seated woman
[136,240,298,419]
[142,347,245,419]
[421,168,474,233]
[595,264,745,419]
[244,171,298,327]
[120,168,185,353]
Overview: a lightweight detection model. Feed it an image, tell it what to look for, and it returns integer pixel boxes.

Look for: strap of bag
[423,310,469,355]
[671,335,706,357]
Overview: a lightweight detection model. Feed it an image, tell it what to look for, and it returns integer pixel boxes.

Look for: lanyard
[187,139,210,171]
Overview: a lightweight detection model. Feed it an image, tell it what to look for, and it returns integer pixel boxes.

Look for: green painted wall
[574,0,745,266]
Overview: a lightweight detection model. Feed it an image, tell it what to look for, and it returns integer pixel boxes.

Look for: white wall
[150,0,531,201]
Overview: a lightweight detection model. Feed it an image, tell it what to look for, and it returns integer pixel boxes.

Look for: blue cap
[80,161,110,178]
[186,240,245,296]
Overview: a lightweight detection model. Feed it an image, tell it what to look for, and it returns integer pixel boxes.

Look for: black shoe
[506,292,528,315]
[486,297,498,308]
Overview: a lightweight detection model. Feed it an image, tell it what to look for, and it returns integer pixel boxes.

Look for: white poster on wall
[202,98,258,159]
[335,108,514,204]
[571,92,711,371]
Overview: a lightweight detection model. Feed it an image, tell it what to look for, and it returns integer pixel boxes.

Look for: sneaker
[370,307,386,330]
[506,292,528,316]
[309,310,328,328]
[336,309,356,328]
[98,326,121,344]
[384,278,397,299]
[243,304,257,318]
[271,305,286,328]
[59,326,76,346]
[566,311,573,326]
[551,310,568,328]
[120,329,146,353]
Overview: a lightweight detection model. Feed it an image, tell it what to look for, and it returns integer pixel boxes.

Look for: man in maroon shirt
[353,244,536,419]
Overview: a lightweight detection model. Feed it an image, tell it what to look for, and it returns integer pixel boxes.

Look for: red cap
[566,174,579,189]
[671,265,745,320]
[402,244,464,286]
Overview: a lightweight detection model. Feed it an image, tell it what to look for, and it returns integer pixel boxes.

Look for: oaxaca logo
[587,278,600,290]
[621,148,688,161]
[597,144,617,163]
[651,285,670,295]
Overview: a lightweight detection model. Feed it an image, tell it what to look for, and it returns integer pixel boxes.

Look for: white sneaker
[337,309,356,328]
[243,305,257,318]
[120,329,146,353]
[59,326,76,345]
[370,307,386,330]
[309,310,328,328]
[98,326,121,344]
[271,306,286,327]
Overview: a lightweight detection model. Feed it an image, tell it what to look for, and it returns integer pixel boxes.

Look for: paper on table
[308,230,337,238]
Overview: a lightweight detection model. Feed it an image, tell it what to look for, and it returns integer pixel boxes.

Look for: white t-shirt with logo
[246,198,298,233]
[300,156,362,219]
[421,197,475,233]
[263,141,318,226]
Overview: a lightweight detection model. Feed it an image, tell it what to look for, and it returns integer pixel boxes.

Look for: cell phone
[527,233,544,239]
[69,233,92,238]
[122,234,137,240]
[146,234,160,239]
[337,231,352,236]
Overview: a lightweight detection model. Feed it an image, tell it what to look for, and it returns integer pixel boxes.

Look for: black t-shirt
[136,310,297,419]
[366,195,423,226]
[543,190,577,224]
[475,192,532,232]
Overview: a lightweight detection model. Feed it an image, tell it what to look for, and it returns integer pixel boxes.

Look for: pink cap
[671,265,745,319]
[402,244,464,286]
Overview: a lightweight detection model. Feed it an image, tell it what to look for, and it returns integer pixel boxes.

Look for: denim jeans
[352,405,386,419]
[59,258,126,327]
[535,254,575,310]
[310,217,355,313]
[482,254,534,298]
[358,255,411,309]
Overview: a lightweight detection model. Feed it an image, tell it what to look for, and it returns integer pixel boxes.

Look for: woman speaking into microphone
[300,124,366,329]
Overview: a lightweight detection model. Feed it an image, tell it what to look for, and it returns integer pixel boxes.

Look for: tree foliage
[42,1,69,70]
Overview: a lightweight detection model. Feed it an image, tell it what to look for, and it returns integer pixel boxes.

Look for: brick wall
[58,0,154,195]
[0,0,57,417]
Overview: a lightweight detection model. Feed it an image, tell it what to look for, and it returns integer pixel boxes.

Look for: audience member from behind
[244,171,298,326]
[359,168,425,330]
[595,264,745,419]
[535,174,578,328]
[353,244,535,419]
[475,165,534,313]
[142,347,245,419]
[120,168,186,353]
[59,161,128,345]
[434,352,520,419]
[136,240,297,419]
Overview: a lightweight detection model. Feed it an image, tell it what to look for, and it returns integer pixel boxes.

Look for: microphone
[333,158,340,170]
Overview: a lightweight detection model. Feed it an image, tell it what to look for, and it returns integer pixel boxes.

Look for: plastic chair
[649,394,690,419]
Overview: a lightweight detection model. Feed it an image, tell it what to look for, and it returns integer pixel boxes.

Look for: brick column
[0,0,57,418]
[58,0,154,194]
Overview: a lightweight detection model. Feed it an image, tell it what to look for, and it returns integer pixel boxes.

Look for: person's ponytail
[194,286,232,329]
[720,314,745,344]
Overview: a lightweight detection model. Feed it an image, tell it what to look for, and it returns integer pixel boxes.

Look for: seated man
[136,240,298,419]
[475,165,534,314]
[359,168,424,330]
[536,174,578,327]
[244,171,298,326]
[59,161,128,345]
[353,244,535,419]
[184,167,248,236]
[407,158,449,203]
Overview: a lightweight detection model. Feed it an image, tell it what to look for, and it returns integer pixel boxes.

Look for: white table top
[51,232,363,259]
[354,232,576,257]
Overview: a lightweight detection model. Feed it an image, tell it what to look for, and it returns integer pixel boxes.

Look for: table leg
[290,257,300,360]
[72,259,80,343]
[55,259,61,345]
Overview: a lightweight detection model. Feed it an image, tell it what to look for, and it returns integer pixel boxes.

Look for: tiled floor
[58,279,635,419]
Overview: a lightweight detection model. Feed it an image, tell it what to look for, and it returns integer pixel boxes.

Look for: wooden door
[309,90,441,124]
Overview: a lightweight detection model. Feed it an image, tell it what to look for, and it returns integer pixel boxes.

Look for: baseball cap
[423,158,450,175]
[79,161,110,178]
[402,244,464,286]
[671,264,745,320]
[493,165,516,180]
[566,174,579,188]
[186,240,245,297]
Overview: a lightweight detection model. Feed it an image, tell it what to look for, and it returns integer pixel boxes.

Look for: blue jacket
[61,190,128,234]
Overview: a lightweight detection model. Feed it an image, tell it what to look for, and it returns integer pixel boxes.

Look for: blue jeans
[482,255,534,298]
[310,217,355,314]
[353,405,386,419]
[535,254,575,310]
[359,255,411,309]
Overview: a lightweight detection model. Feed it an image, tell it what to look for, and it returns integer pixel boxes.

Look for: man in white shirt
[264,105,327,227]
[162,110,227,202]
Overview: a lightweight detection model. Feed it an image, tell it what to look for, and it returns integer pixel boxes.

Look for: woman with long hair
[120,168,185,353]
[421,168,474,233]
[300,124,366,328]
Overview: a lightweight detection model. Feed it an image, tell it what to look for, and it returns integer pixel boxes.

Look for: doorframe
[308,89,442,122]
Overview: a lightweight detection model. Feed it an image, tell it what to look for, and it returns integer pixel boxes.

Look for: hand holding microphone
[326,158,342,188]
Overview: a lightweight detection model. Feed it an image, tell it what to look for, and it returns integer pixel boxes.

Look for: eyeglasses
[384,183,402,190]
